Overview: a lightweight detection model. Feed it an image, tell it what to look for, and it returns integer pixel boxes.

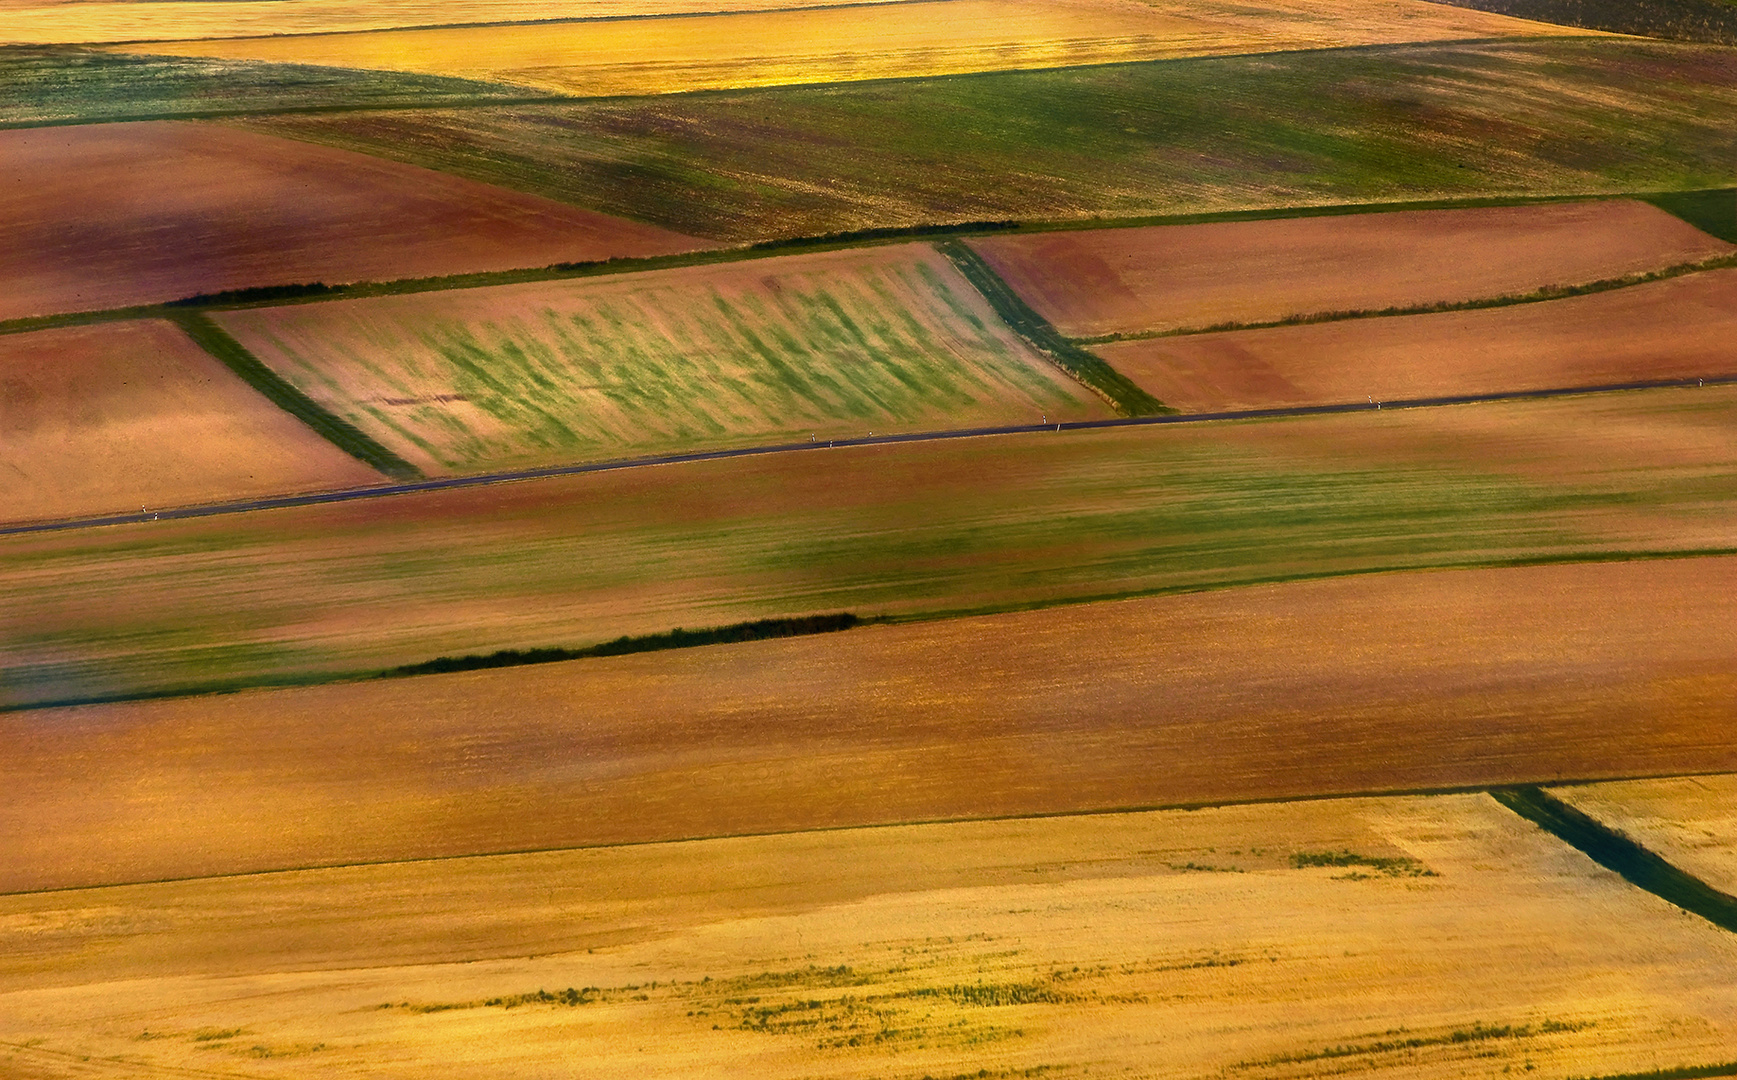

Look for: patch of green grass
[1646,188,1737,242]
[1237,1020,1591,1068]
[1290,850,1437,878]
[244,39,1737,243]
[1568,1063,1737,1080]
[0,45,531,127]
[1431,0,1737,45]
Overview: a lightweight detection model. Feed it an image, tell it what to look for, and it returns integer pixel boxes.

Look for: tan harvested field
[1552,775,1737,897]
[1097,268,1737,412]
[0,320,381,521]
[0,0,909,44]
[7,555,1737,892]
[971,200,1735,338]
[215,243,1110,474]
[124,0,1587,98]
[4,794,1737,1078]
[6,385,1737,707]
[0,121,698,321]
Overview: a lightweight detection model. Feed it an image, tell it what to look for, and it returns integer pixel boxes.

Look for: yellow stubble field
[116,0,1590,98]
[1551,774,1737,897]
[3,793,1736,1079]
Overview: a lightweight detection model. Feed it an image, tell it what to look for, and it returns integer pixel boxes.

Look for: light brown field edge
[967,200,1735,339]
[6,556,1734,894]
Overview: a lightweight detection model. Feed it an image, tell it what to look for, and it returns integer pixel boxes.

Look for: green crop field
[5,384,1735,709]
[214,245,1108,474]
[1435,0,1737,45]
[241,38,1737,242]
[0,46,529,127]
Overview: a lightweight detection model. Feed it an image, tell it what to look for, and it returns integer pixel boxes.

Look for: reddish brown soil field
[1097,268,1737,411]
[0,121,700,321]
[0,320,381,521]
[5,556,1734,893]
[971,201,1732,337]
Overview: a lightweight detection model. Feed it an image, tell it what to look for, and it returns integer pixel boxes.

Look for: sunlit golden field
[113,0,1591,97]
[1554,776,1737,896]
[4,794,1737,1079]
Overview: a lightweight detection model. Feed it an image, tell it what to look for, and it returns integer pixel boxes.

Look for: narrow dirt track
[5,556,1735,893]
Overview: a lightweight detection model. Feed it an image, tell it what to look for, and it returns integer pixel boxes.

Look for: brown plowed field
[6,556,1735,893]
[4,794,1736,1079]
[1,0,913,44]
[970,201,1733,338]
[0,121,699,321]
[0,320,381,521]
[130,0,1586,98]
[1096,268,1737,412]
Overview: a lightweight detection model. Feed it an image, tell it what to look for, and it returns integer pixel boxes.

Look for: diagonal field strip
[1494,787,1737,934]
[169,312,422,481]
[4,372,1735,537]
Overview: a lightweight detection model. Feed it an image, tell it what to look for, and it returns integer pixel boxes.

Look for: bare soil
[1097,268,1737,411]
[971,200,1733,338]
[0,121,700,321]
[0,320,381,521]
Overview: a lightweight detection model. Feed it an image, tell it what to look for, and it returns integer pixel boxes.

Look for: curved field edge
[228,38,1737,244]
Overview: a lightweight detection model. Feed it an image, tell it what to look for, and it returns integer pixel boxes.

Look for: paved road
[6,374,1732,537]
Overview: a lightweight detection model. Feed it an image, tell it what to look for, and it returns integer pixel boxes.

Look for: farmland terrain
[1435,0,1737,44]
[213,244,1110,475]
[0,121,699,321]
[114,0,1582,98]
[4,794,1737,1079]
[1552,775,1737,896]
[1096,268,1737,411]
[5,386,1736,707]
[240,39,1737,240]
[968,200,1735,338]
[0,320,382,521]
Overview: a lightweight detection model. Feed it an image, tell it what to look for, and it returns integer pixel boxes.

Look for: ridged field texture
[0,321,383,521]
[117,0,1582,97]
[214,244,1110,474]
[242,39,1737,242]
[5,794,1737,1076]
[4,386,1736,707]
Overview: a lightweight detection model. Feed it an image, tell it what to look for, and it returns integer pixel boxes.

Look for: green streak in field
[240,39,1737,243]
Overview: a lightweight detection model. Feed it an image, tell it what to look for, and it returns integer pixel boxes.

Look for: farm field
[119,0,1580,99]
[1096,268,1737,412]
[241,38,1737,241]
[7,548,1737,890]
[1551,775,1737,896]
[0,121,698,321]
[4,794,1737,1078]
[6,385,1736,708]
[214,244,1111,475]
[0,320,381,522]
[0,0,914,45]
[969,200,1735,338]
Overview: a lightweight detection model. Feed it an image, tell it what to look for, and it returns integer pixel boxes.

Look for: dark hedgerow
[383,613,867,677]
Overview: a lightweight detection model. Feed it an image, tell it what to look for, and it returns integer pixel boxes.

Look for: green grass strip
[1073,251,1737,345]
[382,613,867,677]
[1568,1063,1737,1080]
[1492,786,1737,933]
[1645,187,1737,243]
[933,240,1169,417]
[169,311,422,481]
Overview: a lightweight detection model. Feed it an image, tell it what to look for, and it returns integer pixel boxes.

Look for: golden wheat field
[0,320,381,521]
[0,0,910,45]
[1551,775,1737,897]
[4,793,1737,1080]
[117,0,1588,97]
[214,244,1108,474]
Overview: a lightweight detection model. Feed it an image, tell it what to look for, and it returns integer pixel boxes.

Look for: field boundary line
[9,771,1737,898]
[4,372,1735,537]
[1071,251,1737,345]
[934,240,1169,415]
[1493,786,1737,933]
[3,190,1728,337]
[167,312,423,481]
